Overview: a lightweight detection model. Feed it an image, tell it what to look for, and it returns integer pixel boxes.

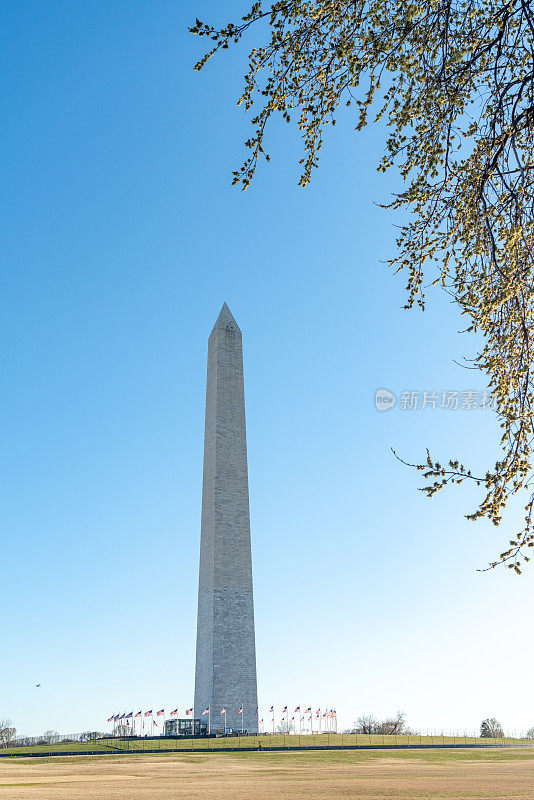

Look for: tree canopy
[352,711,415,734]
[191,0,534,571]
[480,717,504,737]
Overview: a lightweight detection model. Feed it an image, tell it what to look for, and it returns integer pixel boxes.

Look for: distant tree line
[349,712,416,736]
[345,714,534,739]
[33,730,107,745]
[0,722,109,750]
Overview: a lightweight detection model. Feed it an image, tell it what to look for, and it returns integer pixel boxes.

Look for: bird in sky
[34,684,41,687]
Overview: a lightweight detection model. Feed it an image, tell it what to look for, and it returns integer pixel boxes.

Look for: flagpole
[242,706,244,735]
[209,705,211,736]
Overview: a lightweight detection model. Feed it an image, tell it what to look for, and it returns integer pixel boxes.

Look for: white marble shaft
[194,304,258,734]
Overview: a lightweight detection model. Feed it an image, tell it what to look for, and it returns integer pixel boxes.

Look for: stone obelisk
[194,303,258,734]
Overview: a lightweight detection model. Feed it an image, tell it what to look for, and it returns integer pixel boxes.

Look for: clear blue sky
[2,1,532,738]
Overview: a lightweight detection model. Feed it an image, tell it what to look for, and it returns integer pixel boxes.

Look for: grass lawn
[2,748,534,799]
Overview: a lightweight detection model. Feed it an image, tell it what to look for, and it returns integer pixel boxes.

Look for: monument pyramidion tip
[212,302,240,333]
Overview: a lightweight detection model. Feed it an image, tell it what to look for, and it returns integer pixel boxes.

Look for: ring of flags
[265,705,337,733]
[107,705,337,734]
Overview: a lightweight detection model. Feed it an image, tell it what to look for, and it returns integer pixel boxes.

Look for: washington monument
[194,304,258,734]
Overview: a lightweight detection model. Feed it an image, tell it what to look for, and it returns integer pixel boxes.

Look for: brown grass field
[1,748,534,799]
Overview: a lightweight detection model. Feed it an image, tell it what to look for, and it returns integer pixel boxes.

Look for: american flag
[144,710,152,717]
[305,707,311,713]
[202,708,210,716]
[107,715,114,722]
[255,707,258,716]
[119,713,125,720]
[269,706,274,713]
[294,706,300,712]
[135,711,142,718]
[307,716,312,721]
[125,712,133,719]
[186,708,193,716]
[113,714,120,721]
[157,709,165,716]
[153,719,158,727]
[290,716,295,722]
[170,709,178,716]
[282,706,287,713]
[221,707,226,715]
[237,706,243,715]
